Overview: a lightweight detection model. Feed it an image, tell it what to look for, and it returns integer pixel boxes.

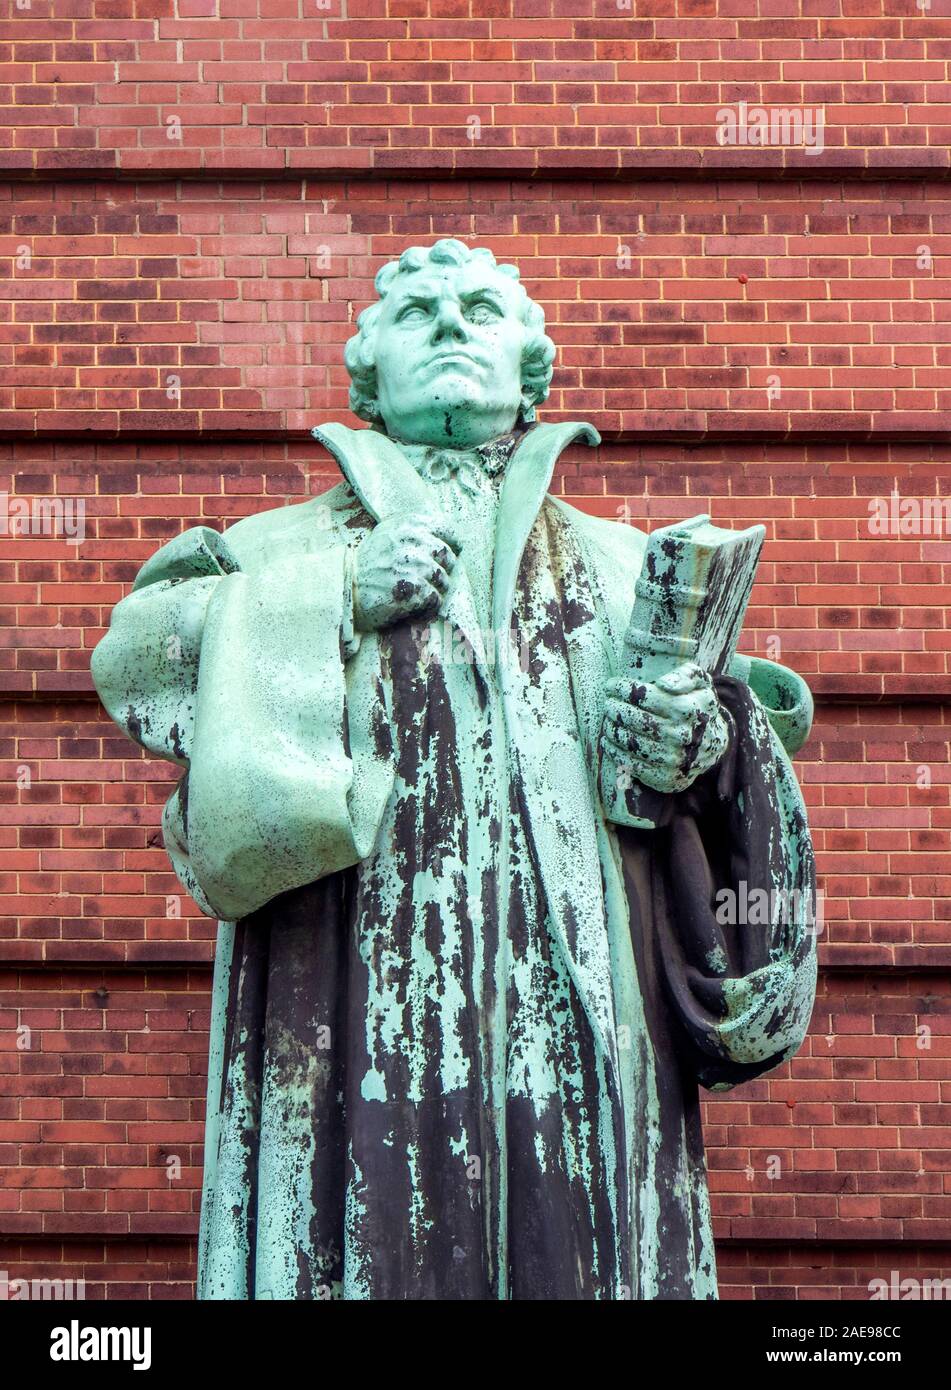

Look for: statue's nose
[430,302,469,343]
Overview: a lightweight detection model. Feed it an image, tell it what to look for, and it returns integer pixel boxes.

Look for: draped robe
[91,421,817,1300]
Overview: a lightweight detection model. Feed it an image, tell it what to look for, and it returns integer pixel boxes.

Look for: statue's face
[371,261,526,448]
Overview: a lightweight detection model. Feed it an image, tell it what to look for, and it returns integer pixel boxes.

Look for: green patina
[91,239,817,1300]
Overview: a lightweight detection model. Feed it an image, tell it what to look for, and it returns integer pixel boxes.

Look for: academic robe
[91,421,817,1301]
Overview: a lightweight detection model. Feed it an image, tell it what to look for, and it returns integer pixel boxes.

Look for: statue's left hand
[602,662,731,796]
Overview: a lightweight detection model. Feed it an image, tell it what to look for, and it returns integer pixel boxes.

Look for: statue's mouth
[426,350,482,370]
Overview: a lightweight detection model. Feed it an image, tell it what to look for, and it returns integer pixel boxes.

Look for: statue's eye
[464,300,502,324]
[397,305,430,323]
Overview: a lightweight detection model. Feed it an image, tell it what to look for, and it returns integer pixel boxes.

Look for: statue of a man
[92,239,817,1300]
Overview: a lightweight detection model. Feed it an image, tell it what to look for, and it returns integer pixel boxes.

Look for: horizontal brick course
[4,441,951,689]
[2,1,951,175]
[4,179,951,438]
[3,970,949,1299]
[2,698,950,969]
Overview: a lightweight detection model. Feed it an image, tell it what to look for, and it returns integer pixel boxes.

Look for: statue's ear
[519,329,555,425]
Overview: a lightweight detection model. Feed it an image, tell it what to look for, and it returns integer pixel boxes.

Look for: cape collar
[312,419,600,677]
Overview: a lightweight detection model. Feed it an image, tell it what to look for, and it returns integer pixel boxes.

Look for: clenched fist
[602,661,730,796]
[353,513,462,634]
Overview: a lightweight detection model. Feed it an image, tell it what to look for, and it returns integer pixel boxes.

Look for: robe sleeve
[91,524,394,922]
[645,676,817,1091]
[727,653,814,757]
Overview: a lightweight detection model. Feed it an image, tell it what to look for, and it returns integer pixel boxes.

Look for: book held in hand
[603,514,765,830]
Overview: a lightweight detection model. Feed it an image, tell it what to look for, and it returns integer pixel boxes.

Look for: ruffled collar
[398,433,523,496]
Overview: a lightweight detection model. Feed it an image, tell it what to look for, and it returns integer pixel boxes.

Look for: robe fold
[91,421,817,1300]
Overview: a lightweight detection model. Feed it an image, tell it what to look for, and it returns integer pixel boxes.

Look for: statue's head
[344,239,556,449]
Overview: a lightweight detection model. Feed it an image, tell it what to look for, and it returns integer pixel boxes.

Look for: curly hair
[344,238,556,428]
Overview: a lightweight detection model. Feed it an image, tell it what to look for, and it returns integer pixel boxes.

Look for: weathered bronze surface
[92,240,817,1300]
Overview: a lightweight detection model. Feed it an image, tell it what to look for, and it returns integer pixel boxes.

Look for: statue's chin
[382,400,520,450]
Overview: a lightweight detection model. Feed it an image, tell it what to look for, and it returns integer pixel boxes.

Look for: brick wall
[1,0,949,1300]
[3,0,951,175]
[5,177,951,438]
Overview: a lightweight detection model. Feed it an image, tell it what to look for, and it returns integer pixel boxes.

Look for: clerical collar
[397,433,523,496]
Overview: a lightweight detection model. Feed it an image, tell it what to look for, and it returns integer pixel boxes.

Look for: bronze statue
[92,240,816,1299]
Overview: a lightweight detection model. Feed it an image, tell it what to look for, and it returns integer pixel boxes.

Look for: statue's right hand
[353,513,462,634]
